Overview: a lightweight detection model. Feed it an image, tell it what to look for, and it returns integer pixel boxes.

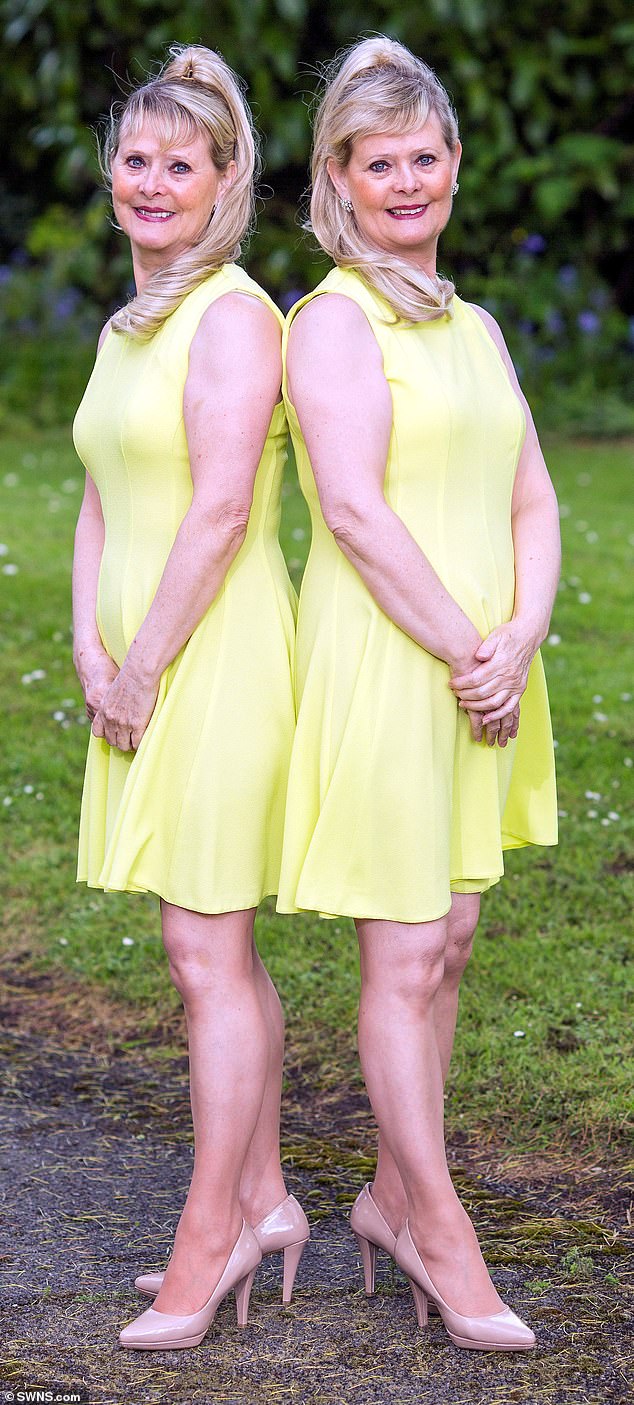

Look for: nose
[393,163,421,195]
[139,162,167,198]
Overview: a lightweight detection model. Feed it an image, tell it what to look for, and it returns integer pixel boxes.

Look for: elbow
[322,498,371,553]
[196,499,252,552]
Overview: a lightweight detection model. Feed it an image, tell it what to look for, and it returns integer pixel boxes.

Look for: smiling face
[111,120,236,284]
[327,111,461,277]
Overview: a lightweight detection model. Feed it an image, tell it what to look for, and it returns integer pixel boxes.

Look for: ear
[218,158,238,195]
[326,156,350,203]
[452,139,462,183]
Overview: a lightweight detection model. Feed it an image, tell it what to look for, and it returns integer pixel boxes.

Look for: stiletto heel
[120,1221,261,1351]
[407,1276,429,1328]
[394,1222,536,1352]
[353,1231,377,1294]
[135,1193,310,1307]
[234,1265,257,1327]
[281,1236,309,1306]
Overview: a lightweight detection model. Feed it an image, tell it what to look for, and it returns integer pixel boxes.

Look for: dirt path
[0,965,631,1405]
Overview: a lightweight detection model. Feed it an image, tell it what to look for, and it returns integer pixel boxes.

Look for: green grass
[1,428,632,1150]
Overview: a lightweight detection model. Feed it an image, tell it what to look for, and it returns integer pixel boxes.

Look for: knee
[374,935,448,1011]
[165,937,249,1004]
[443,909,478,983]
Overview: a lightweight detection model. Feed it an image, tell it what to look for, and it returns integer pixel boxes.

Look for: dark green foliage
[1,0,633,428]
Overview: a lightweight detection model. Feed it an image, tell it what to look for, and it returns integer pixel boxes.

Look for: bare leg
[238,937,288,1224]
[152,902,269,1316]
[356,910,503,1314]
[370,894,480,1232]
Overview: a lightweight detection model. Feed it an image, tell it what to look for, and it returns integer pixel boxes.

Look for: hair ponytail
[102,44,258,339]
[309,36,459,323]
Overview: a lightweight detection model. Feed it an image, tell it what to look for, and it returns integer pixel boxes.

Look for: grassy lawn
[0,426,632,1152]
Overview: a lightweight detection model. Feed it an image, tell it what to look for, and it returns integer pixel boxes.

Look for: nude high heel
[135,1194,310,1307]
[349,1183,397,1294]
[120,1220,261,1351]
[394,1221,536,1352]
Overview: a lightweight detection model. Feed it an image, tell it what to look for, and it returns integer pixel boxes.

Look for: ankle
[370,1181,408,1235]
[241,1177,288,1228]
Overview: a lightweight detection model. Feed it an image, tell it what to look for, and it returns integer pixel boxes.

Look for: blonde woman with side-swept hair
[71,44,309,1352]
[278,35,560,1350]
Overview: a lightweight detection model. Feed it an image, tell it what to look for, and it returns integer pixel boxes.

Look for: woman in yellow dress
[72,45,308,1351]
[278,37,559,1351]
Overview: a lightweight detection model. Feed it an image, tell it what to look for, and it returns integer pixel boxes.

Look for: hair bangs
[117,88,204,155]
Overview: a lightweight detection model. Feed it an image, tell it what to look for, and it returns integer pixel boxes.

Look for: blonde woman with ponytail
[72,45,308,1350]
[278,36,560,1350]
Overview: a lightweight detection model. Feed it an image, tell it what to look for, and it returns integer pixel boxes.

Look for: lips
[387,205,428,219]
[134,207,176,221]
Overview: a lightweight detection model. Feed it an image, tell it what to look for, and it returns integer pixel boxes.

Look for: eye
[171,161,192,174]
[416,154,435,166]
[125,155,145,168]
[369,160,390,173]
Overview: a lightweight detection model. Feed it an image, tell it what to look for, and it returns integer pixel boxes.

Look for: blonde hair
[102,44,258,338]
[310,36,460,323]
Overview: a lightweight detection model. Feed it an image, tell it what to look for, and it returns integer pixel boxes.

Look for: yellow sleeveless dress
[72,265,296,913]
[277,267,557,923]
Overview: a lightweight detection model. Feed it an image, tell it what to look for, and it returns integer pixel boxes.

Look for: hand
[449,622,536,724]
[91,663,160,752]
[464,702,520,747]
[75,648,120,722]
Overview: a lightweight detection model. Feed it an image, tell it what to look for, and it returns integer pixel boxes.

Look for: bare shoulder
[189,293,281,392]
[288,293,382,374]
[194,290,280,351]
[468,302,507,354]
[97,318,113,354]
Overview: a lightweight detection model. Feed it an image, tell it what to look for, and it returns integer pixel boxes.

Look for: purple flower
[53,288,82,321]
[557,264,578,289]
[520,233,546,255]
[0,265,12,286]
[518,318,536,336]
[545,310,565,336]
[278,288,305,315]
[577,310,601,335]
[588,286,609,310]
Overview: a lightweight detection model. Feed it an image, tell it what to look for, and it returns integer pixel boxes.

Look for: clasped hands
[77,647,159,752]
[449,621,534,748]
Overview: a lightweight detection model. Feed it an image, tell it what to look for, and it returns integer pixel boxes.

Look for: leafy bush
[1,0,633,430]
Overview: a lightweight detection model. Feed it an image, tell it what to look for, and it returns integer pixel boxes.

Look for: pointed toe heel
[353,1231,378,1295]
[134,1194,310,1308]
[234,1265,258,1327]
[120,1221,261,1351]
[394,1222,536,1353]
[281,1234,309,1306]
[350,1183,398,1296]
[406,1275,429,1328]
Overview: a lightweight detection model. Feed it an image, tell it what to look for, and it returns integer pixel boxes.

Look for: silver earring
[452,182,459,196]
[340,196,353,213]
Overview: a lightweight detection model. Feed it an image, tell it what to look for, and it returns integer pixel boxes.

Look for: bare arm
[92,292,282,751]
[449,305,561,723]
[72,321,120,718]
[287,294,484,676]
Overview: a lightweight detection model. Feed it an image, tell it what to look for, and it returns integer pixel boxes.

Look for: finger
[497,715,514,748]
[481,695,522,725]
[485,720,500,747]
[474,635,499,662]
[459,692,512,714]
[115,728,134,752]
[467,710,483,743]
[91,712,105,738]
